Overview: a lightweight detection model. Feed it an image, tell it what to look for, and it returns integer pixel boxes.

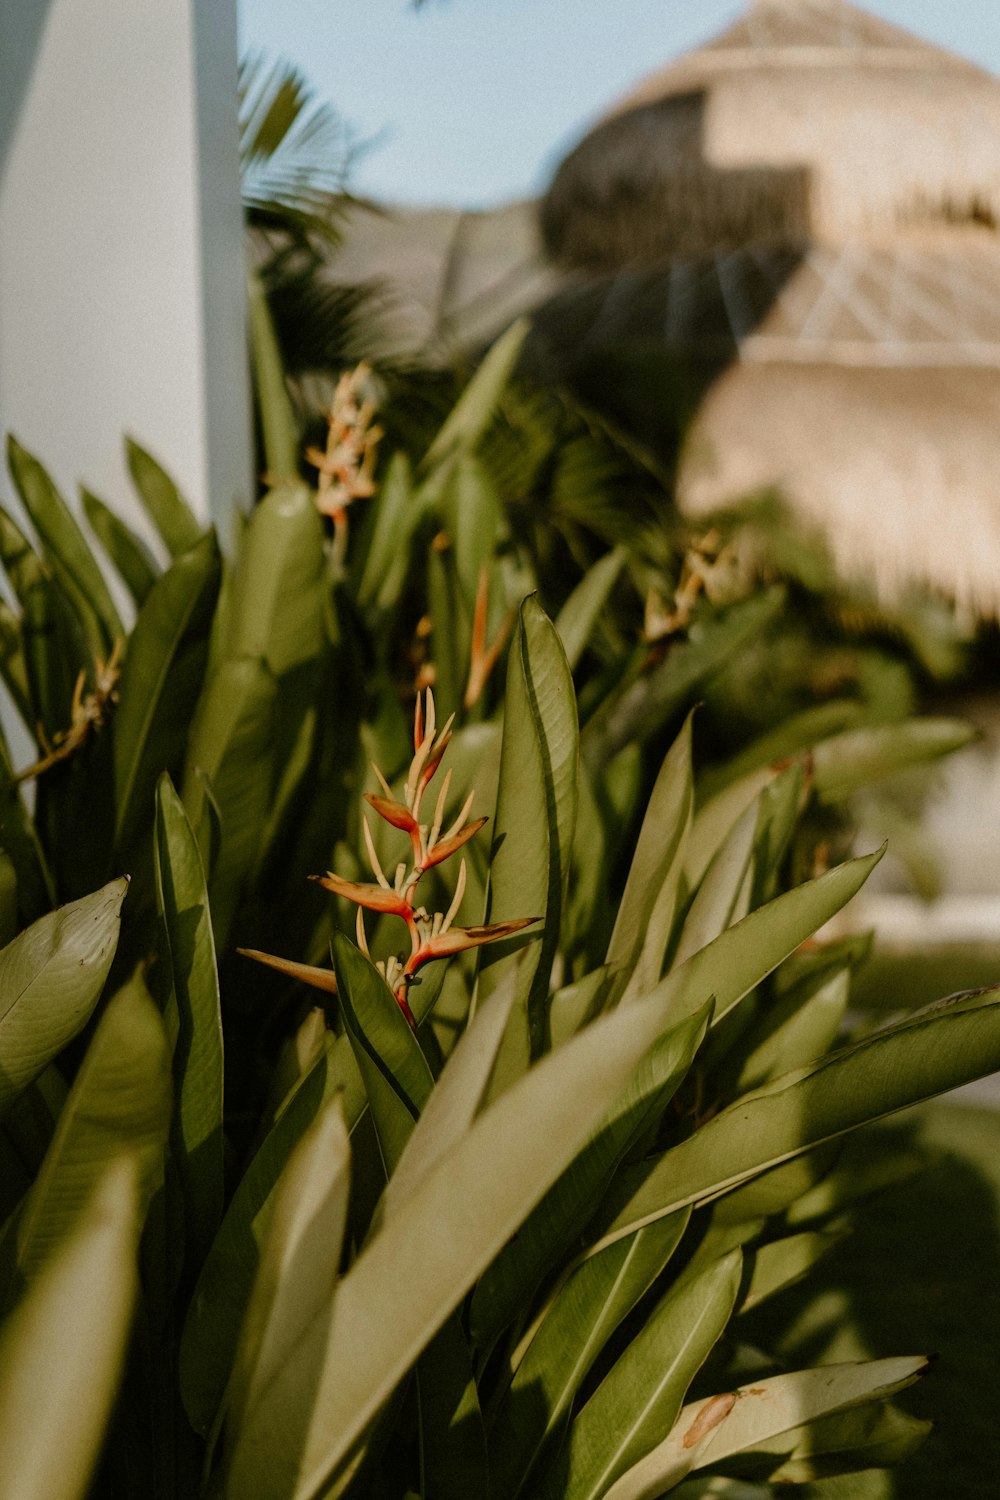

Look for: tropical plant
[0,309,985,1499]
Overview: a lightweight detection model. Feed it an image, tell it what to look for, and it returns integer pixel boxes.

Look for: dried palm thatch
[532,0,1000,618]
[542,0,1000,269]
[678,360,1000,621]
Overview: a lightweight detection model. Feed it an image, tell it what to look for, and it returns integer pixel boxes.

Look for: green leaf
[595,984,1000,1251]
[225,482,324,676]
[606,715,693,1004]
[673,800,756,968]
[684,767,777,893]
[382,974,515,1218]
[332,934,434,1178]
[582,589,785,769]
[537,1250,743,1500]
[555,546,628,672]
[154,775,224,1270]
[491,1210,691,1497]
[0,1158,141,1500]
[4,971,171,1289]
[739,1227,845,1312]
[601,1357,929,1500]
[811,718,976,803]
[219,976,716,1500]
[6,436,122,655]
[81,488,159,607]
[126,437,204,559]
[0,598,32,728]
[415,1315,489,1500]
[223,1096,351,1455]
[481,596,578,1077]
[179,1037,353,1434]
[422,318,530,471]
[633,848,883,1023]
[0,879,127,1117]
[766,1396,931,1483]
[738,967,851,1092]
[356,453,416,612]
[468,1002,710,1355]
[112,531,221,858]
[0,732,55,924]
[182,656,278,943]
[247,268,301,486]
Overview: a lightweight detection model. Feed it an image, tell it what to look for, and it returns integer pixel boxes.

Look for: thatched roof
[678,360,1000,619]
[542,0,1000,268]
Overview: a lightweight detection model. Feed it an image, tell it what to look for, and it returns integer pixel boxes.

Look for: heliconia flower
[236,948,339,995]
[364,792,418,835]
[310,872,412,918]
[420,815,488,871]
[409,916,538,969]
[295,688,538,1027]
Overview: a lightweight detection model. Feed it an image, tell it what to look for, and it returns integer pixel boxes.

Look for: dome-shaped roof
[542,0,1000,269]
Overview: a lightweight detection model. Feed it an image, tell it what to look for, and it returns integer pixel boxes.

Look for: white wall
[0,0,251,539]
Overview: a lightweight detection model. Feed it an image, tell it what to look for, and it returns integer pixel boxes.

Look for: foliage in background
[0,309,987,1500]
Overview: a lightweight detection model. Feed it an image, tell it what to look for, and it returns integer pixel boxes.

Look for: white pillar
[0,0,251,537]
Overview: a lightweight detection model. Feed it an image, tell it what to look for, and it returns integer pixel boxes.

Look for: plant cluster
[0,316,988,1500]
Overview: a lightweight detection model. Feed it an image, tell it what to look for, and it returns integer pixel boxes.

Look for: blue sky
[238,1,1000,207]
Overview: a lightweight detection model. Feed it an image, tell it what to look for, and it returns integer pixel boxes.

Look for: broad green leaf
[684,770,776,892]
[219,977,716,1500]
[0,879,127,1117]
[0,598,31,728]
[749,761,803,907]
[491,1211,691,1497]
[739,1228,845,1313]
[582,589,785,768]
[422,318,530,471]
[81,488,159,606]
[697,699,864,804]
[606,716,693,1003]
[179,1036,357,1434]
[19,553,82,746]
[331,947,485,1500]
[672,800,756,968]
[126,436,204,559]
[332,934,434,1178]
[549,967,609,1049]
[415,1315,489,1500]
[0,1158,141,1500]
[247,269,301,486]
[382,974,515,1219]
[154,776,224,1269]
[537,1251,743,1500]
[0,504,47,609]
[481,596,578,1078]
[766,1396,931,1483]
[225,482,323,676]
[112,531,221,858]
[738,968,851,1092]
[0,730,54,924]
[556,545,628,672]
[356,452,416,611]
[223,1096,350,1452]
[633,848,883,1022]
[811,718,975,802]
[182,656,277,942]
[6,436,122,654]
[602,1357,929,1500]
[445,453,504,606]
[595,983,1000,1251]
[469,1003,710,1354]
[6,971,170,1288]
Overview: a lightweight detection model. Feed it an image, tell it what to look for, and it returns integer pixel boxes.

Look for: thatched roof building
[536,0,1000,617]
